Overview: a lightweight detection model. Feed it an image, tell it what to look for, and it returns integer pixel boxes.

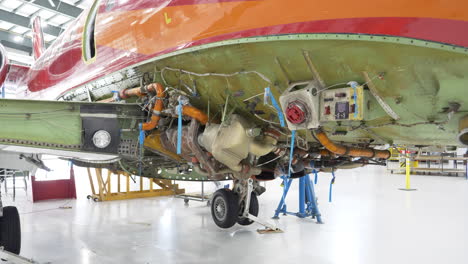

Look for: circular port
[92,130,111,149]
[286,101,307,124]
[458,128,468,146]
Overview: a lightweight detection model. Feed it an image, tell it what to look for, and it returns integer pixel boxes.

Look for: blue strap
[138,123,145,147]
[329,171,336,202]
[176,100,183,155]
[111,90,120,101]
[264,87,285,127]
[287,130,296,178]
[138,123,144,175]
[309,161,318,184]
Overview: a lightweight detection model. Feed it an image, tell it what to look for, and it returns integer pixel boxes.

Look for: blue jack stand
[272,172,323,223]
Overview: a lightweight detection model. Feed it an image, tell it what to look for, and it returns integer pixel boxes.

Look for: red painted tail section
[31,16,45,61]
[0,43,8,87]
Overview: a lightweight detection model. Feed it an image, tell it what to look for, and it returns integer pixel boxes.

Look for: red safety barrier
[31,165,77,202]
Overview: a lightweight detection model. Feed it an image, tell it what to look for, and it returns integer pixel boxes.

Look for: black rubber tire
[0,206,21,254]
[93,198,100,202]
[210,189,239,228]
[86,195,92,200]
[237,192,259,226]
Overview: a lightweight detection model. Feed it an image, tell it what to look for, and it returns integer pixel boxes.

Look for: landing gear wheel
[237,192,259,226]
[184,199,189,204]
[93,197,99,202]
[0,206,21,254]
[86,195,92,200]
[210,189,239,228]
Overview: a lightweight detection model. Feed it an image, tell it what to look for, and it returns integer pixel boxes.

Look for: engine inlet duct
[314,129,390,159]
[458,115,468,146]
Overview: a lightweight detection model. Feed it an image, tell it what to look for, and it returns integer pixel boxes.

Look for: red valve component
[286,101,307,124]
[324,106,331,115]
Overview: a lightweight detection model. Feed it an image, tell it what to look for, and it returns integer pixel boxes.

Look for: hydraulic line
[314,129,390,159]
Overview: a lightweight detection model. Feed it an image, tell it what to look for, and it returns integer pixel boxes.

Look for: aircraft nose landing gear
[211,189,239,228]
[237,192,258,226]
[210,178,282,233]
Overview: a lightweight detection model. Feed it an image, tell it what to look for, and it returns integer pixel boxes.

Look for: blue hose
[176,100,183,155]
[138,123,144,175]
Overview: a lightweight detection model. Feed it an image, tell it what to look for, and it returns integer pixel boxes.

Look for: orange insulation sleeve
[98,97,115,103]
[314,130,390,159]
[142,83,165,131]
[182,105,209,125]
[119,86,145,99]
[100,82,210,129]
[319,149,334,157]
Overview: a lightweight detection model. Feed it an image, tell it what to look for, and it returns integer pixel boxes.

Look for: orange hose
[319,149,334,157]
[315,130,390,159]
[119,87,145,99]
[99,82,209,128]
[182,105,208,125]
[142,83,165,131]
[98,97,115,103]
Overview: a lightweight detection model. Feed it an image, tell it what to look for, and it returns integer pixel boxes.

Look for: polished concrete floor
[3,166,468,264]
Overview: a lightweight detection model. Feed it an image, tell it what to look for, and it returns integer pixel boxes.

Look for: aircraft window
[82,0,100,63]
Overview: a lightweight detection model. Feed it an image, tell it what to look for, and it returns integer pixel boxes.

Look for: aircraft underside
[2,34,468,229]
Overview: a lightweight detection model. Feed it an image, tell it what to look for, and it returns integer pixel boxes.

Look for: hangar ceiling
[0,0,92,65]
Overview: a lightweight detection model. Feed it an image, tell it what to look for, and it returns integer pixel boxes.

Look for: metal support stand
[242,179,283,233]
[272,173,323,223]
[175,181,212,205]
[86,168,184,202]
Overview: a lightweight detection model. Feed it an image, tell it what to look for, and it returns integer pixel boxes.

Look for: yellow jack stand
[86,168,185,202]
[399,152,417,191]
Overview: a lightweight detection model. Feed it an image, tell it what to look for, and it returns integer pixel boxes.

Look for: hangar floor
[4,166,468,264]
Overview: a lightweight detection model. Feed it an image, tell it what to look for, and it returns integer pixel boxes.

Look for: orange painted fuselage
[16,0,468,99]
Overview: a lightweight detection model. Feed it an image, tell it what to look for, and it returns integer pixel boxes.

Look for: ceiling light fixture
[13,35,23,42]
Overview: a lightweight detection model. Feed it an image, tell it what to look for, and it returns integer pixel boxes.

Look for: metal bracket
[243,179,283,233]
[362,71,400,120]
